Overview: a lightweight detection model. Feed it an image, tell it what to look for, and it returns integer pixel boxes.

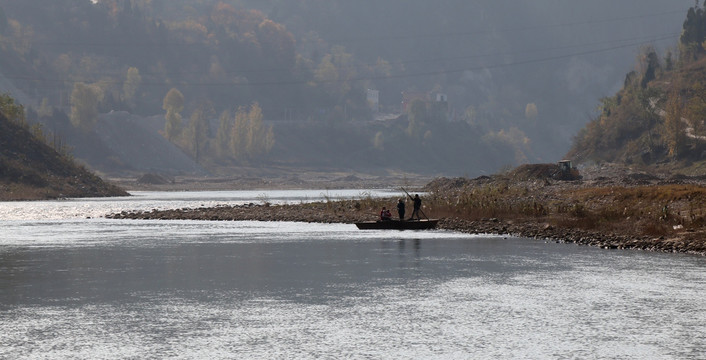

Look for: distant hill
[567,55,706,172]
[0,110,128,200]
[567,4,706,174]
[0,1,693,177]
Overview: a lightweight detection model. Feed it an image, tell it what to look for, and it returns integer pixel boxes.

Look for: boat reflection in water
[2,191,706,359]
[355,219,438,230]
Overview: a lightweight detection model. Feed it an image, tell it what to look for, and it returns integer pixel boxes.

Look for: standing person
[410,194,422,220]
[396,199,405,221]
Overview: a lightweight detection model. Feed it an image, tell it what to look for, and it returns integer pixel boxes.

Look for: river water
[1,191,705,359]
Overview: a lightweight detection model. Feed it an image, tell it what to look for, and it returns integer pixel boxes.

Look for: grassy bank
[423,169,706,254]
[108,166,706,255]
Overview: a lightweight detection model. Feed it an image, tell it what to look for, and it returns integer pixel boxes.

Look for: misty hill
[20,108,205,176]
[0,1,695,177]
[568,55,706,169]
[95,112,205,175]
[268,115,513,175]
[0,108,127,200]
[568,4,706,173]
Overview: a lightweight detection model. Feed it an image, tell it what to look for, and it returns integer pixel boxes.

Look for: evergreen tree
[0,93,25,125]
[680,4,706,60]
[640,47,661,88]
[664,51,675,72]
[681,7,699,45]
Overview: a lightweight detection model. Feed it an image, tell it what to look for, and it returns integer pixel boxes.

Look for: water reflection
[397,238,422,255]
[1,196,705,358]
[2,226,702,358]
[0,189,405,220]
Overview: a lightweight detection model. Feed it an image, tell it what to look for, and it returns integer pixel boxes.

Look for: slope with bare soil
[0,112,128,200]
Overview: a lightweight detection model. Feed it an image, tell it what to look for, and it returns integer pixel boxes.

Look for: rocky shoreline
[439,217,706,255]
[107,194,706,256]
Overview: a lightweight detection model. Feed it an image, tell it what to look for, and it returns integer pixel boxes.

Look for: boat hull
[355,219,439,230]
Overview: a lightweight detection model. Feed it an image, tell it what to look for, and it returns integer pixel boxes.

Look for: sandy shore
[103,163,706,256]
[107,190,706,256]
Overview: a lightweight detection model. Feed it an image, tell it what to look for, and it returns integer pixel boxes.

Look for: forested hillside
[0,0,693,176]
[568,3,706,173]
[0,94,127,200]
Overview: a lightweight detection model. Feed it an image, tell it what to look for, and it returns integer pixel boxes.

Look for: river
[1,190,705,359]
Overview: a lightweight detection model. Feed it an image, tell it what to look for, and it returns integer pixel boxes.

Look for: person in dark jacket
[410,194,422,220]
[396,199,405,221]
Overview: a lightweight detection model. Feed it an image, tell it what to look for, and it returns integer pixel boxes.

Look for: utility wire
[317,9,688,44]
[12,6,687,83]
[3,33,679,88]
[9,31,681,81]
[33,9,687,48]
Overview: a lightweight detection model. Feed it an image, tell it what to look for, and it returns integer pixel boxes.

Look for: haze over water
[1,191,705,359]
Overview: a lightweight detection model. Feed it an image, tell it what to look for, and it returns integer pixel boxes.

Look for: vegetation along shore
[0,95,127,201]
[108,163,706,256]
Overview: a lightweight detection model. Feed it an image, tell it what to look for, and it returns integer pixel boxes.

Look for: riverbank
[106,163,706,256]
[107,201,706,256]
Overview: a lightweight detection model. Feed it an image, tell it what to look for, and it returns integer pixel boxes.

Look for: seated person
[380,207,392,221]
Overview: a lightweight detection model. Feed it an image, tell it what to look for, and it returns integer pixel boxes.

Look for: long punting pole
[401,187,429,220]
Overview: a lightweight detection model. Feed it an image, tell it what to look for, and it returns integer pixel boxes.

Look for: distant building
[401,91,450,122]
[430,93,449,122]
[401,91,428,113]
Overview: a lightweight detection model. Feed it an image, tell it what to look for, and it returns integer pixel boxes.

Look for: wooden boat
[355,219,439,230]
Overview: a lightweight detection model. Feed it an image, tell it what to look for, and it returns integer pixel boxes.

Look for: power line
[17,30,682,81]
[302,9,689,44]
[3,33,679,88]
[360,34,679,83]
[374,32,679,70]
[34,8,685,48]
[13,5,688,81]
[31,8,687,48]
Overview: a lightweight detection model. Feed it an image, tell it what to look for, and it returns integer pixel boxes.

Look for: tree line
[162,87,274,163]
[0,0,376,121]
[568,2,706,164]
[1,0,690,174]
